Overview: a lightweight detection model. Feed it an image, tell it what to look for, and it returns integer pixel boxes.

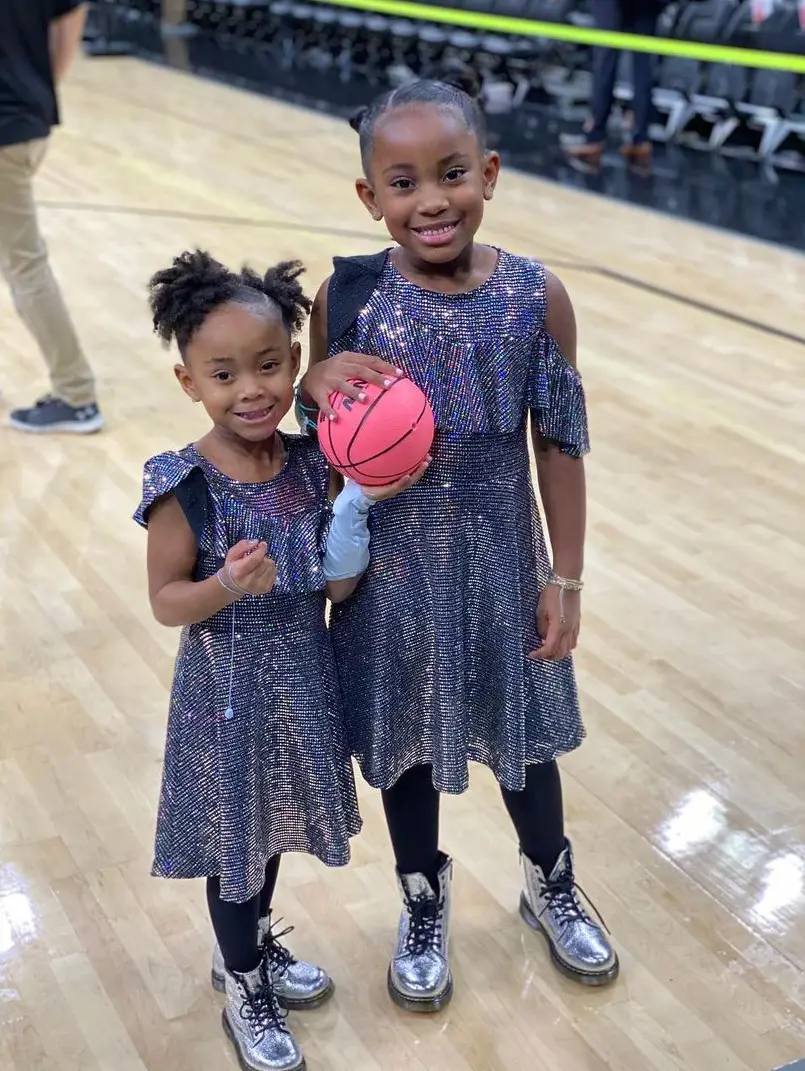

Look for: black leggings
[207,856,281,975]
[382,763,565,887]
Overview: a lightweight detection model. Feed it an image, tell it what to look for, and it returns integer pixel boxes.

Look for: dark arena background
[87,0,805,246]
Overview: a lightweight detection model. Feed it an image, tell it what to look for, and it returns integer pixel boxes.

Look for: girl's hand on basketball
[224,540,277,596]
[301,351,404,419]
[529,585,580,662]
[361,457,431,502]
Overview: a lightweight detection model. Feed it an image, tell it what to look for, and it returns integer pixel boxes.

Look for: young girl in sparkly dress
[135,251,423,1069]
[297,67,619,1011]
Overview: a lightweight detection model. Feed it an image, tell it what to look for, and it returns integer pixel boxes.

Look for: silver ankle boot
[519,841,619,986]
[222,956,304,1071]
[213,913,334,1009]
[387,853,453,1012]
[263,913,334,1009]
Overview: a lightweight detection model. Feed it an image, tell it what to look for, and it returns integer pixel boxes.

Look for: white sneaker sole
[7,413,105,434]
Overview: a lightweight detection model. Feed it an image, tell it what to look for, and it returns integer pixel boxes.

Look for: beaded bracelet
[294,386,319,436]
[547,571,584,592]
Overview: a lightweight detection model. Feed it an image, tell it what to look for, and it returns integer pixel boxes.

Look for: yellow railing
[306,0,805,73]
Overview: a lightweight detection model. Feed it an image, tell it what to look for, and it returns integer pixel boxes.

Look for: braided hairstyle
[148,250,312,357]
[349,63,486,174]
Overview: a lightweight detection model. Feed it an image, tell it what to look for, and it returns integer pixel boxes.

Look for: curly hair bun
[147,251,311,353]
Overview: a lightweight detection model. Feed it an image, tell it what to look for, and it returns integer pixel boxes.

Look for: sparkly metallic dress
[328,250,590,794]
[134,435,361,903]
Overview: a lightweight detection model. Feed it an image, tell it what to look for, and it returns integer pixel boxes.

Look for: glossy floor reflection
[0,47,804,1071]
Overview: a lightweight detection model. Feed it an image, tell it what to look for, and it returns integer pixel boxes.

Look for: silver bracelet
[217,568,246,598]
[547,571,584,592]
[547,571,582,626]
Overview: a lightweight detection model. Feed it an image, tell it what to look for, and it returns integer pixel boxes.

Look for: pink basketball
[317,377,435,487]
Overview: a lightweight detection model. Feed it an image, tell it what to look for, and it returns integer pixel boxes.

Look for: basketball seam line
[345,376,407,467]
[344,397,429,470]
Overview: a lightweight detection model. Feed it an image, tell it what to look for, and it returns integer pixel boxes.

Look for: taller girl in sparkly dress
[297,67,619,1011]
[135,251,422,1070]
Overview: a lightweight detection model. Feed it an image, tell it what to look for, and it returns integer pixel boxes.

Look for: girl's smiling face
[175,300,300,443]
[356,103,500,270]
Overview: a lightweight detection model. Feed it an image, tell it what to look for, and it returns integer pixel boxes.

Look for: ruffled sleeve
[133,451,208,543]
[526,331,590,458]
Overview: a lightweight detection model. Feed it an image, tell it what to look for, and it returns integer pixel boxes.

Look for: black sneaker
[7,396,104,434]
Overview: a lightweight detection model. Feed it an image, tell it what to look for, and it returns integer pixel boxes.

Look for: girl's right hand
[300,351,404,419]
[223,540,277,596]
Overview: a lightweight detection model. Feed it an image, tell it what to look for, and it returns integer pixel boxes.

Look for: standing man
[561,0,660,162]
[0,1,103,433]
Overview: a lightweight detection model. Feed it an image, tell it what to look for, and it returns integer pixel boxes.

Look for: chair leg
[758,119,788,159]
[709,115,740,150]
[665,99,694,139]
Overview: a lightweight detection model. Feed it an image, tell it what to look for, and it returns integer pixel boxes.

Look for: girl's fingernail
[358,392,367,402]
[395,369,404,376]
[328,413,336,421]
[383,379,392,388]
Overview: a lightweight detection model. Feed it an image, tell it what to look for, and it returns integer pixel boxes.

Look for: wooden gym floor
[1,55,804,1071]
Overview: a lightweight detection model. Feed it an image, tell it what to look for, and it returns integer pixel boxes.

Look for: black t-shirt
[0,0,82,148]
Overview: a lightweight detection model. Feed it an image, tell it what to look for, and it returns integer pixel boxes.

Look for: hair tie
[438,63,481,100]
[349,106,370,133]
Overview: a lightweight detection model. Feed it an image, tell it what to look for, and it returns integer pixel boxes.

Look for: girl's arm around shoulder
[323,462,431,605]
[324,467,362,606]
[308,279,359,605]
[326,579,358,606]
[301,276,402,418]
[308,277,331,372]
[299,277,331,410]
[147,495,240,627]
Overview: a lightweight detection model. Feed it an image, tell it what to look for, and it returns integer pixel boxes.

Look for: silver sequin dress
[134,435,361,903]
[328,250,590,794]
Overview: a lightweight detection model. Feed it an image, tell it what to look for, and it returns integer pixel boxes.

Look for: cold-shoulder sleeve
[133,451,209,543]
[527,331,590,458]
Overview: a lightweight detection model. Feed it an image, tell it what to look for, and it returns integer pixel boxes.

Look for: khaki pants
[0,138,96,407]
[161,0,188,27]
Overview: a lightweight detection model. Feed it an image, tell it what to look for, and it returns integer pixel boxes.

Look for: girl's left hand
[360,457,431,502]
[529,584,580,661]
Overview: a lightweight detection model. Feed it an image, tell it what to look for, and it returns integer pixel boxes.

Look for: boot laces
[263,915,297,978]
[539,872,610,935]
[237,962,288,1039]
[405,894,441,955]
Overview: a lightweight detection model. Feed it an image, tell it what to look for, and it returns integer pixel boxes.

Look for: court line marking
[39,199,803,345]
